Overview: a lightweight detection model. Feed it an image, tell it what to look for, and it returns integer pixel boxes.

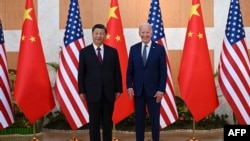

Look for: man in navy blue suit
[126,23,167,141]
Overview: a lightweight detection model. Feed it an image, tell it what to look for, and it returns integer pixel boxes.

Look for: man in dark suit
[126,23,167,141]
[78,24,122,141]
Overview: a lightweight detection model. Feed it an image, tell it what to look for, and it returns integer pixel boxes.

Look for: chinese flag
[104,0,134,124]
[14,0,55,123]
[178,0,218,122]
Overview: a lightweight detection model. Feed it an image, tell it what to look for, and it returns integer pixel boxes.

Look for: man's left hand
[154,91,164,103]
[115,92,121,99]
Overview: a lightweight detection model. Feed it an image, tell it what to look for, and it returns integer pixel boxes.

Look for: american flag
[55,0,89,130]
[218,0,250,124]
[0,20,14,129]
[148,0,178,128]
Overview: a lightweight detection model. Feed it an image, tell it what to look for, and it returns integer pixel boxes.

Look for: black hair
[92,24,107,34]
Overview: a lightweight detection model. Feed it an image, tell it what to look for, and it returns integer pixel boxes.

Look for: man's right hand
[127,88,134,99]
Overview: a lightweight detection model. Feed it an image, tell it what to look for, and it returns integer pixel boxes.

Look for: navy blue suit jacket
[126,41,167,97]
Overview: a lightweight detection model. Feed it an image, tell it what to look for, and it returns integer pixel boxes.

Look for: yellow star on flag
[21,35,26,41]
[106,33,111,40]
[188,31,193,37]
[24,8,33,21]
[115,35,121,41]
[189,4,200,19]
[197,33,203,39]
[108,6,118,21]
[29,36,36,42]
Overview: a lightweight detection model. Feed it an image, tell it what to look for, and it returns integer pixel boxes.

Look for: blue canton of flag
[0,21,4,44]
[148,0,165,42]
[147,0,178,129]
[225,0,245,45]
[64,0,84,46]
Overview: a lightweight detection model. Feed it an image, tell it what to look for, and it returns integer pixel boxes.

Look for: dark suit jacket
[78,44,122,102]
[126,41,167,97]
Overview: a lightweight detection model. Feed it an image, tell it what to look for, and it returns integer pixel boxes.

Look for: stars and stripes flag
[148,0,178,128]
[104,0,134,124]
[178,0,218,122]
[0,20,14,130]
[218,0,250,124]
[15,0,56,123]
[55,0,89,130]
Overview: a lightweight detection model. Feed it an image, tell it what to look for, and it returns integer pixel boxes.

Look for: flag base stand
[68,130,81,141]
[187,137,199,141]
[68,136,81,141]
[30,137,39,141]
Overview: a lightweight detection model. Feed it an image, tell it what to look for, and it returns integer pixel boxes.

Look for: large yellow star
[190,4,200,19]
[24,8,33,21]
[108,6,118,21]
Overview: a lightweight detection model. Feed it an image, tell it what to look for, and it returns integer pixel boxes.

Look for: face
[92,28,106,46]
[139,24,152,44]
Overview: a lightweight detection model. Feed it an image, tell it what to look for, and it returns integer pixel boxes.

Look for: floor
[0,129,224,141]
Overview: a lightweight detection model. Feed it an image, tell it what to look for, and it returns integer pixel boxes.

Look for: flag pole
[112,123,118,141]
[233,113,238,125]
[30,123,38,141]
[187,119,199,141]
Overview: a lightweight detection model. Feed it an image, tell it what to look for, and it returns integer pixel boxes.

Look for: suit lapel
[103,46,107,65]
[136,43,144,66]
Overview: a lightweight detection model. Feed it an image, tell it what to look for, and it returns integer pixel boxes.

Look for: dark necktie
[97,47,102,64]
[142,45,147,66]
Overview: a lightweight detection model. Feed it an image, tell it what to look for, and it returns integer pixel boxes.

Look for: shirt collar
[143,41,152,47]
[93,44,103,50]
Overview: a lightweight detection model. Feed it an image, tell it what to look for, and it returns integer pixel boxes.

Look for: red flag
[104,0,134,124]
[0,20,14,129]
[178,0,219,122]
[218,0,250,124]
[54,0,89,130]
[14,0,55,123]
[147,0,178,129]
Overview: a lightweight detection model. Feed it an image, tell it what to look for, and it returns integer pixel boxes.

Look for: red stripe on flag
[0,19,14,129]
[156,38,178,128]
[55,0,89,130]
[147,0,179,127]
[218,0,250,124]
[55,42,89,129]
[219,39,250,124]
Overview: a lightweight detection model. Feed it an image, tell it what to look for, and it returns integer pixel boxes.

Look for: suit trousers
[134,88,161,141]
[87,94,114,141]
